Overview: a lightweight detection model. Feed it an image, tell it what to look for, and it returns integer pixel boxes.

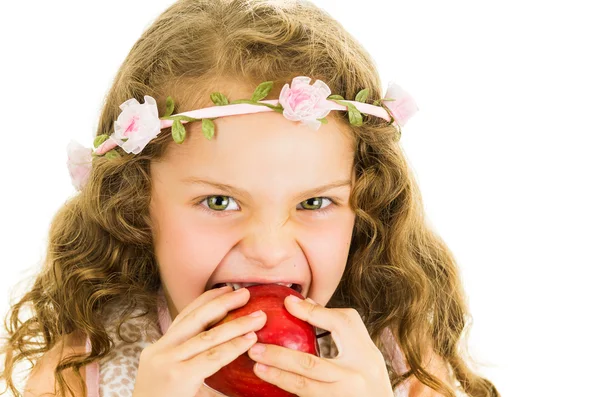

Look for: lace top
[83,291,410,397]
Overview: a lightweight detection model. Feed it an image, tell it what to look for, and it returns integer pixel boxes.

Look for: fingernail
[234,287,247,294]
[286,295,301,303]
[306,297,316,304]
[249,310,264,317]
[255,363,269,372]
[250,343,266,355]
[243,331,256,340]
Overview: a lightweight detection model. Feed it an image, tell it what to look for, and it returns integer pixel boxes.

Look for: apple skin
[204,284,320,397]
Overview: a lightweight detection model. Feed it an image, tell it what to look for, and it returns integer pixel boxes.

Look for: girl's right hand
[132,285,267,397]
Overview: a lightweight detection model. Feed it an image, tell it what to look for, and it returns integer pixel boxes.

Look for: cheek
[153,208,234,306]
[303,212,355,303]
[307,226,350,275]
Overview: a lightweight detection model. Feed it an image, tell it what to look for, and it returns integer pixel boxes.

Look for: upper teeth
[226,282,293,290]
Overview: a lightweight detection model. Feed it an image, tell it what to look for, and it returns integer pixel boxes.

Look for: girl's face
[149,111,356,319]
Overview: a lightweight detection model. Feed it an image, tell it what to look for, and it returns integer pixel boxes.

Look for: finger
[248,343,342,383]
[161,288,251,348]
[284,296,370,353]
[253,361,327,397]
[171,285,233,328]
[172,310,267,361]
[184,329,259,379]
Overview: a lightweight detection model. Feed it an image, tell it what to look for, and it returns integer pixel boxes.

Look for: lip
[207,279,307,296]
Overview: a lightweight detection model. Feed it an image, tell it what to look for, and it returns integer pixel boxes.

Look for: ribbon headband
[67,76,419,190]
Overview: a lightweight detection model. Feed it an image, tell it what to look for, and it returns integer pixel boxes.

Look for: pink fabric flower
[384,81,419,127]
[112,95,161,154]
[279,76,332,131]
[67,140,93,191]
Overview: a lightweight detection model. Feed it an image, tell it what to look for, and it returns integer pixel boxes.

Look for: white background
[1,1,599,396]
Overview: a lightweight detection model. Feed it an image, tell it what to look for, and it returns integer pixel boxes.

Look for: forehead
[157,111,356,187]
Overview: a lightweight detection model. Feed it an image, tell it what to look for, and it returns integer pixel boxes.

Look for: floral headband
[67,76,418,190]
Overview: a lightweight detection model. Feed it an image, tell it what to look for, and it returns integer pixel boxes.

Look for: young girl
[1,0,499,396]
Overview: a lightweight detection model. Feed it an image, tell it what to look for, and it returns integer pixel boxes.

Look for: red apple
[204,284,320,397]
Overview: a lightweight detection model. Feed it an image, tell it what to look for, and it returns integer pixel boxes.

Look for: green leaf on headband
[355,89,369,103]
[172,119,186,144]
[164,96,175,117]
[210,92,229,106]
[202,118,215,140]
[374,97,395,106]
[251,81,274,102]
[345,102,363,126]
[327,94,344,100]
[229,99,251,105]
[93,134,109,148]
[394,127,402,141]
[317,117,328,124]
[104,149,121,159]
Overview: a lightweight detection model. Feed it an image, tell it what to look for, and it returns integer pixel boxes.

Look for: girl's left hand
[247,295,395,397]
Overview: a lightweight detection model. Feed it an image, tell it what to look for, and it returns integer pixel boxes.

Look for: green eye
[300,197,325,210]
[197,196,334,215]
[206,196,230,211]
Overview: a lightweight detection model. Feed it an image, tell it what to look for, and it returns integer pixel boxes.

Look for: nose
[237,215,298,269]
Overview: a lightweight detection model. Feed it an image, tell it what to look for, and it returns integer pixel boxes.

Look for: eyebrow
[180,177,352,201]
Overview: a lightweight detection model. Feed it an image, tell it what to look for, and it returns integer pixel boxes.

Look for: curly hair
[1,1,499,396]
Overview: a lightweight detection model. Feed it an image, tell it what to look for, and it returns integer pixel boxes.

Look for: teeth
[224,282,294,290]
[241,282,262,288]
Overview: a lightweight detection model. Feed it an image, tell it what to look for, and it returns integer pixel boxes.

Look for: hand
[247,296,395,397]
[132,286,267,397]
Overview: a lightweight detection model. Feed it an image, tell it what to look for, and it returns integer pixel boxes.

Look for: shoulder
[24,330,88,397]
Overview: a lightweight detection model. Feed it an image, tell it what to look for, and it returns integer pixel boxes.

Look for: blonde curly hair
[1,1,499,396]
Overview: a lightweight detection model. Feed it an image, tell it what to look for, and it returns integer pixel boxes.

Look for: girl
[1,0,499,396]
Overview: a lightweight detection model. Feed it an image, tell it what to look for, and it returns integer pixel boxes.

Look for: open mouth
[211,282,303,294]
